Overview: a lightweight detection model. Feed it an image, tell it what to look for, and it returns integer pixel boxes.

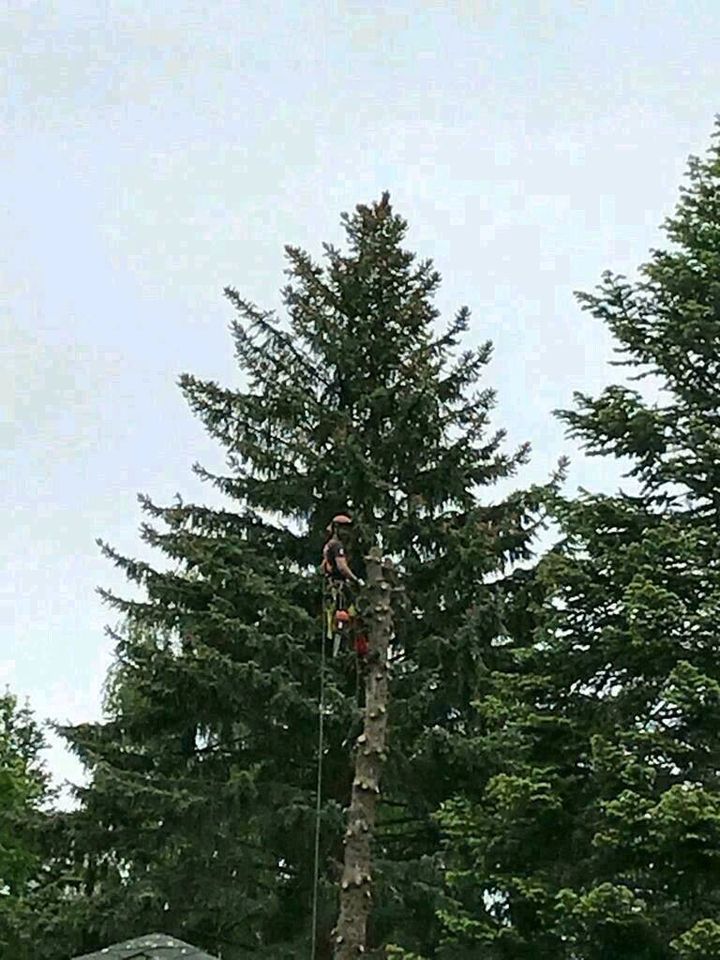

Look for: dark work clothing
[322,536,349,582]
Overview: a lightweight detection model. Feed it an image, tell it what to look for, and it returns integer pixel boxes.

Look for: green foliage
[0,692,46,885]
[386,946,430,960]
[435,121,720,959]
[34,194,547,959]
[0,690,54,959]
[672,919,720,960]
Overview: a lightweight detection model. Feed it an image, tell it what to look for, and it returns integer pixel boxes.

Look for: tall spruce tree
[435,123,720,960]
[43,195,547,960]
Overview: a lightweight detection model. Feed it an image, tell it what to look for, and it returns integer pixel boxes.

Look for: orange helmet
[327,513,353,533]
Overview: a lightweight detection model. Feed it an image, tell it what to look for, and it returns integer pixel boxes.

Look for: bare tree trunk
[332,547,396,960]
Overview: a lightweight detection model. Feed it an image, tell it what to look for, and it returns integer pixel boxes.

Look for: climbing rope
[310,594,328,960]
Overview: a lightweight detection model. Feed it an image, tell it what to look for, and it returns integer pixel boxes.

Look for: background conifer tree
[39,195,548,959]
[0,691,54,960]
[435,122,720,960]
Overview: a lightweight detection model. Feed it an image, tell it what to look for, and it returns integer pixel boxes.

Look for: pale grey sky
[3,0,719,800]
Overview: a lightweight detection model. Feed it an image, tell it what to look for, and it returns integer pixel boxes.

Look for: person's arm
[336,554,360,584]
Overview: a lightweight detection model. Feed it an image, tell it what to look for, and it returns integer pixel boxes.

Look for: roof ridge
[71,932,220,960]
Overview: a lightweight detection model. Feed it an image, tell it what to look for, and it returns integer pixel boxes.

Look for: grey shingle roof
[72,933,219,960]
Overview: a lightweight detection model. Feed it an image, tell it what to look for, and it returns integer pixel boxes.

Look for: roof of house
[72,933,219,960]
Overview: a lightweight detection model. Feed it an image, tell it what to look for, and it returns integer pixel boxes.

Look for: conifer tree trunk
[332,548,397,960]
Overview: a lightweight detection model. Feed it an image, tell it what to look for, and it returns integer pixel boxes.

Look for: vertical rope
[311,597,328,960]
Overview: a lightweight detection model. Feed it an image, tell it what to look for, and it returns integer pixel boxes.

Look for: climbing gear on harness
[354,633,369,658]
[323,576,368,661]
[332,608,351,657]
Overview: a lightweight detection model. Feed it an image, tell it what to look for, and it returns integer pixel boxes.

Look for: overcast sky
[3,0,719,801]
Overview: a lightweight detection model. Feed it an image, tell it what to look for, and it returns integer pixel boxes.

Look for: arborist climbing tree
[321,514,369,660]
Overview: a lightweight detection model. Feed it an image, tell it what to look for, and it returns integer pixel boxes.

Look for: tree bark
[332,547,396,960]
